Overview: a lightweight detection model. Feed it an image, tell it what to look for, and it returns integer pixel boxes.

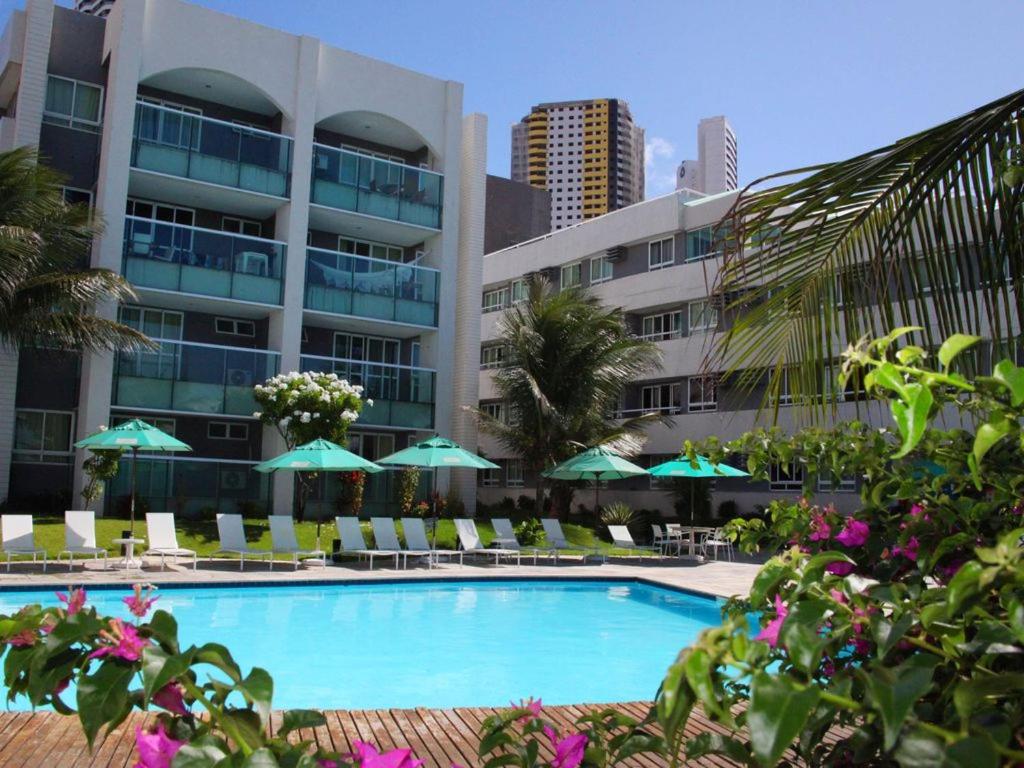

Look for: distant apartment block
[0,0,486,516]
[484,175,550,254]
[511,98,644,230]
[676,116,738,194]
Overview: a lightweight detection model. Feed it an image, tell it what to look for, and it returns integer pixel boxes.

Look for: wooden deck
[0,702,754,767]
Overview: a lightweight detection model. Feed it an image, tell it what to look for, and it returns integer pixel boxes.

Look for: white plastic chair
[59,511,108,571]
[607,525,663,560]
[1,515,47,572]
[370,517,432,569]
[700,527,735,561]
[268,515,325,570]
[491,518,556,565]
[540,518,603,562]
[454,519,520,565]
[214,514,272,571]
[335,517,398,570]
[142,512,197,570]
[400,517,463,567]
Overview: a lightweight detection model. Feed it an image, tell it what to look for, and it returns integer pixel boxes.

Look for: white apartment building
[0,0,486,517]
[677,116,738,195]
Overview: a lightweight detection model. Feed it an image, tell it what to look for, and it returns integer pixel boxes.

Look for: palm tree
[709,88,1023,412]
[468,279,664,516]
[0,147,147,351]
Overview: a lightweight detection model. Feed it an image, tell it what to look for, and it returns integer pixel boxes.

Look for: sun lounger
[268,515,325,570]
[540,518,604,562]
[58,510,108,570]
[607,525,663,560]
[1,515,47,572]
[454,519,520,566]
[214,514,273,571]
[370,517,433,569]
[400,517,463,567]
[490,518,557,565]
[335,516,399,570]
[143,512,197,570]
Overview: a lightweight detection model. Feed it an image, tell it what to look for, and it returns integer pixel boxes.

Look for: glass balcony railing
[310,143,443,229]
[304,247,439,327]
[122,216,285,305]
[300,354,435,430]
[131,101,292,197]
[113,339,279,417]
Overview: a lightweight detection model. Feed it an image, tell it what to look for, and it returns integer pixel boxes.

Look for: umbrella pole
[431,468,438,548]
[595,473,600,515]
[129,446,138,539]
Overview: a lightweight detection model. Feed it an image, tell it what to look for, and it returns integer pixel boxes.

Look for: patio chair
[142,512,197,571]
[370,517,432,569]
[335,517,399,570]
[214,514,273,571]
[540,518,604,562]
[607,525,663,560]
[400,517,463,567]
[268,515,325,570]
[454,519,520,566]
[491,518,557,565]
[651,523,683,555]
[58,510,108,571]
[1,515,48,572]
[700,527,735,562]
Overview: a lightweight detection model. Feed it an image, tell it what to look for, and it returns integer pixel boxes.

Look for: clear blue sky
[21,1,1024,196]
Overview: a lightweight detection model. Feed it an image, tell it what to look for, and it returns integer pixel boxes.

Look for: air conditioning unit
[605,245,627,262]
[219,469,247,491]
[227,368,254,387]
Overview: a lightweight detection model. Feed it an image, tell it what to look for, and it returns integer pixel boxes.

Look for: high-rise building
[676,116,738,194]
[0,0,487,516]
[484,175,550,255]
[510,99,644,230]
[75,0,115,17]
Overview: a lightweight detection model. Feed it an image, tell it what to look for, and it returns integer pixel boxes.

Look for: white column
[450,113,487,516]
[0,0,54,503]
[73,0,145,507]
[268,35,320,516]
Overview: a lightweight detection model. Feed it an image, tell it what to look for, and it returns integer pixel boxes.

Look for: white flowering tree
[252,371,371,520]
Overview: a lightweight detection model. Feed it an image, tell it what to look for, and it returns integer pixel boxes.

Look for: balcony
[131,101,292,200]
[122,216,285,306]
[300,355,435,430]
[309,144,443,239]
[304,247,439,328]
[113,339,279,417]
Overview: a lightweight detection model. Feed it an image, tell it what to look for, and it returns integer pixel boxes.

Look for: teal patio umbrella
[75,419,192,536]
[543,445,648,512]
[254,438,383,549]
[648,454,750,524]
[376,436,499,545]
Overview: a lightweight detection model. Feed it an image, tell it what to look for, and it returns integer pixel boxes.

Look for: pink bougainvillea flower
[88,619,148,662]
[821,657,836,677]
[825,561,855,576]
[547,731,588,768]
[808,511,832,542]
[123,584,158,619]
[133,722,185,768]
[835,518,869,548]
[7,629,36,647]
[318,760,339,768]
[893,536,920,561]
[908,503,931,522]
[56,587,87,616]
[351,741,424,768]
[755,594,788,648]
[152,682,189,715]
[511,696,542,722]
[829,588,847,604]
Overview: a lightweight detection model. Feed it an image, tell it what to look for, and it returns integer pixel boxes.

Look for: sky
[17,0,1024,198]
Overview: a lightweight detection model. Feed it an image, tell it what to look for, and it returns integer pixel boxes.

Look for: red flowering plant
[657,331,1024,766]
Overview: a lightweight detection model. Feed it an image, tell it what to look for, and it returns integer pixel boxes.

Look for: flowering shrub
[253,371,367,447]
[657,331,1024,766]
[398,466,421,515]
[336,470,366,515]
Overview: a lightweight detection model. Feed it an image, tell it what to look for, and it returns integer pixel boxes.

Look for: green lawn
[23,517,654,561]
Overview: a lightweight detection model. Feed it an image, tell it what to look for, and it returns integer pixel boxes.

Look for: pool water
[0,580,723,710]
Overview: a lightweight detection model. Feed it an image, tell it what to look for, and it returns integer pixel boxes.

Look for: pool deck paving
[0,558,762,766]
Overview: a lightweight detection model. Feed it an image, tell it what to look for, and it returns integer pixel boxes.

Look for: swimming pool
[0,579,723,710]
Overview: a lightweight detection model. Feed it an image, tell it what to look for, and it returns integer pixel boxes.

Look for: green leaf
[779,600,830,675]
[241,748,280,768]
[222,708,265,753]
[871,612,914,659]
[891,383,933,458]
[76,661,135,748]
[683,649,727,723]
[685,732,751,764]
[945,736,999,768]
[749,558,789,606]
[937,334,981,369]
[992,359,1024,406]
[657,660,695,758]
[952,674,1024,722]
[748,673,820,766]
[148,610,180,654]
[238,667,273,727]
[141,644,190,703]
[169,740,230,768]
[277,710,326,739]
[892,729,946,767]
[972,417,1012,469]
[194,643,242,683]
[947,560,984,614]
[863,656,938,750]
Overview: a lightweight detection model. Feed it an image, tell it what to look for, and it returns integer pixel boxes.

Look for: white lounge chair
[335,516,399,570]
[370,517,432,569]
[607,525,663,560]
[142,512,197,571]
[268,515,325,570]
[58,510,108,571]
[1,515,47,572]
[700,527,735,562]
[454,519,520,566]
[400,517,463,567]
[491,518,556,565]
[214,514,273,571]
[540,518,604,562]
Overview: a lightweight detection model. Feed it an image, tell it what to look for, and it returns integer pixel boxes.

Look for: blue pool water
[0,580,722,710]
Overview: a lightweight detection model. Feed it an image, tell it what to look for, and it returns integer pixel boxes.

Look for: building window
[208,422,250,441]
[818,475,857,493]
[222,217,263,238]
[506,459,525,488]
[687,376,718,412]
[641,311,682,341]
[480,468,500,487]
[770,462,805,491]
[333,333,399,365]
[560,262,582,290]
[214,318,256,337]
[480,345,506,370]
[510,279,528,305]
[43,75,103,131]
[688,299,718,333]
[119,306,183,340]
[13,410,74,464]
[482,288,508,313]
[686,226,718,262]
[338,237,403,263]
[481,402,507,423]
[648,237,675,270]
[641,383,681,414]
[772,368,795,406]
[62,187,93,208]
[590,256,612,284]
